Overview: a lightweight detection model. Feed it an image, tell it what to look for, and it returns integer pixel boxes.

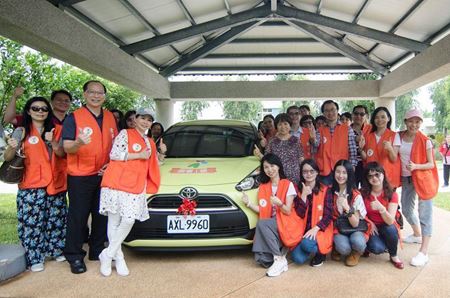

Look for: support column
[375,97,396,129]
[155,99,175,129]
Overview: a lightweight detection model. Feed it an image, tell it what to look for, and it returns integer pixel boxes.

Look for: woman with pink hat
[392,108,439,267]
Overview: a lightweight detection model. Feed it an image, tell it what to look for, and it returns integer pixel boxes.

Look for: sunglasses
[30,106,49,112]
[353,112,366,116]
[367,172,382,179]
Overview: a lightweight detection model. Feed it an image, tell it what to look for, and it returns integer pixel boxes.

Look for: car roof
[171,119,254,128]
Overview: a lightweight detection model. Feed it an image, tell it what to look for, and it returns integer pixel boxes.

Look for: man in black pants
[63,80,118,274]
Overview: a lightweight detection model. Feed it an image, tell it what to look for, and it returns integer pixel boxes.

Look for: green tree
[338,73,378,114]
[395,90,418,130]
[273,74,313,112]
[222,101,263,123]
[181,101,210,120]
[429,77,450,133]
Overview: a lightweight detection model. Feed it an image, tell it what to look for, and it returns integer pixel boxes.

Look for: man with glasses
[316,100,358,185]
[351,105,371,187]
[62,80,118,274]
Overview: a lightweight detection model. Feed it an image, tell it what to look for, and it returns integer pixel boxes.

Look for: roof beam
[204,52,343,59]
[121,5,271,55]
[117,0,180,56]
[160,21,260,77]
[276,5,428,52]
[231,37,318,43]
[316,0,324,14]
[223,0,232,15]
[180,65,369,73]
[51,0,85,6]
[175,0,207,42]
[285,20,388,75]
[367,0,426,55]
[340,0,372,41]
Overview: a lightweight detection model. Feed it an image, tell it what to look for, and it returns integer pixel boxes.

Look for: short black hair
[341,112,352,120]
[83,80,107,93]
[300,115,315,127]
[321,100,339,113]
[299,105,310,112]
[352,105,368,114]
[287,105,299,114]
[274,113,292,128]
[51,89,72,101]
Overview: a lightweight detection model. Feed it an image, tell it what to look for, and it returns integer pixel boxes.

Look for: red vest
[101,129,161,194]
[401,131,439,199]
[258,179,304,248]
[20,125,67,195]
[299,128,312,159]
[67,107,118,176]
[364,129,401,187]
[316,124,349,176]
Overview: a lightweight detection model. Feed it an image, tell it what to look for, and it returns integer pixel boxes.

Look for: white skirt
[99,187,149,222]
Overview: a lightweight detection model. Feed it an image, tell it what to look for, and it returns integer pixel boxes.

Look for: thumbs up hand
[76,128,91,145]
[44,128,55,143]
[159,137,167,154]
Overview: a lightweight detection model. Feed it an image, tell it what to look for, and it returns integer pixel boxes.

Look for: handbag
[0,128,25,184]
[335,215,368,235]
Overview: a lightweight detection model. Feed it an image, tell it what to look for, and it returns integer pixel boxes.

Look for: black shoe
[88,255,99,261]
[310,254,325,267]
[70,260,87,274]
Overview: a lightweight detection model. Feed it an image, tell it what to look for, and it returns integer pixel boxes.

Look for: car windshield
[163,124,257,158]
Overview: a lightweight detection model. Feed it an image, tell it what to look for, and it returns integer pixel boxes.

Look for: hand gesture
[383,140,393,153]
[159,138,167,154]
[335,192,349,211]
[270,195,282,207]
[370,199,385,212]
[303,226,319,240]
[7,137,19,149]
[13,86,24,99]
[258,130,267,148]
[140,148,151,160]
[359,134,366,149]
[76,128,91,145]
[44,128,55,143]
[301,182,312,200]
[241,191,249,206]
[407,161,417,172]
[253,145,262,158]
[309,125,316,139]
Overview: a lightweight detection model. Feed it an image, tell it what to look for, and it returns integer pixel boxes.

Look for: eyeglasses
[30,106,49,112]
[353,112,366,116]
[302,169,317,175]
[86,90,105,96]
[367,172,382,180]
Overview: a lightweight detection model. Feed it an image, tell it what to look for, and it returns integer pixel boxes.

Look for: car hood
[160,157,259,186]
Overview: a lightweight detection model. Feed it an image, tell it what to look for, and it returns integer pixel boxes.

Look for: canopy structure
[1,0,449,126]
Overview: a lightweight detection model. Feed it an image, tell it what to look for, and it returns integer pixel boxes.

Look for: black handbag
[0,128,25,184]
[335,215,368,235]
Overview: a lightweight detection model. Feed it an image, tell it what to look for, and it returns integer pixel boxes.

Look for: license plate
[167,215,210,234]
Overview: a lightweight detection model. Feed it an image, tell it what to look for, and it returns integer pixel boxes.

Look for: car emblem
[179,187,198,200]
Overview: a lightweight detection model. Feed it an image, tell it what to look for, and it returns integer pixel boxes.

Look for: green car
[124,120,261,250]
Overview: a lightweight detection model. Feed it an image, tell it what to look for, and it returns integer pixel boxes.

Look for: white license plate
[167,215,210,234]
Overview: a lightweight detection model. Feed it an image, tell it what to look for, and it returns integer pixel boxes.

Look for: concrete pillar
[155,99,175,129]
[375,97,396,129]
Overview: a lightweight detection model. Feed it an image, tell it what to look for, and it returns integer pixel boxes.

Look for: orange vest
[332,189,372,240]
[258,179,304,248]
[20,125,67,195]
[101,129,161,194]
[299,128,312,159]
[364,129,401,187]
[67,107,118,176]
[316,124,349,176]
[402,131,439,199]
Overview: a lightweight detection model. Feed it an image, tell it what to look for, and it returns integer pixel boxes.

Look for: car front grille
[148,194,237,211]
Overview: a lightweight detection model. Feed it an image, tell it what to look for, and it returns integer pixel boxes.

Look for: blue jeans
[291,238,318,264]
[333,232,367,256]
[367,224,398,257]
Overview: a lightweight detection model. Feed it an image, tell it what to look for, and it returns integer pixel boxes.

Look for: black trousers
[64,174,107,262]
[444,164,450,186]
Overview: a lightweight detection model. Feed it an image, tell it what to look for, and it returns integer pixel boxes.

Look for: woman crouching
[291,159,334,267]
[361,162,404,269]
[331,160,369,266]
[241,153,302,277]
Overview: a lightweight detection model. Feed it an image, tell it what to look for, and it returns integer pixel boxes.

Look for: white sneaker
[115,258,130,276]
[411,252,429,267]
[55,255,66,262]
[266,256,288,277]
[403,234,422,244]
[99,249,113,277]
[30,263,45,272]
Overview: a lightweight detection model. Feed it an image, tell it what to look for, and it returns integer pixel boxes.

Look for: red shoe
[390,258,404,269]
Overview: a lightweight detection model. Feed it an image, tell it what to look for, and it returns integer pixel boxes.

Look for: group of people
[1,81,164,276]
[245,101,440,277]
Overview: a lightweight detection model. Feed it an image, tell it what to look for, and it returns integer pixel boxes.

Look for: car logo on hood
[179,187,198,200]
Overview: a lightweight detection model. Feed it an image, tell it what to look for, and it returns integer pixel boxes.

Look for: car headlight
[235,168,260,191]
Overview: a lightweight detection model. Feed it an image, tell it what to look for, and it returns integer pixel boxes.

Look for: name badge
[132,143,142,152]
[28,136,39,145]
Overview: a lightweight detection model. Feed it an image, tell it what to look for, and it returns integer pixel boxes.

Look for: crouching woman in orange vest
[241,153,302,277]
[291,159,334,267]
[99,108,164,277]
[4,97,67,272]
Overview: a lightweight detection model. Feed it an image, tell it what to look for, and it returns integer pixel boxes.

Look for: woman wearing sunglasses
[361,162,403,269]
[291,159,333,267]
[360,107,401,188]
[4,97,67,272]
[331,160,369,266]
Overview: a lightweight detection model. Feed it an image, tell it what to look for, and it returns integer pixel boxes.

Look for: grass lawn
[0,190,448,244]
